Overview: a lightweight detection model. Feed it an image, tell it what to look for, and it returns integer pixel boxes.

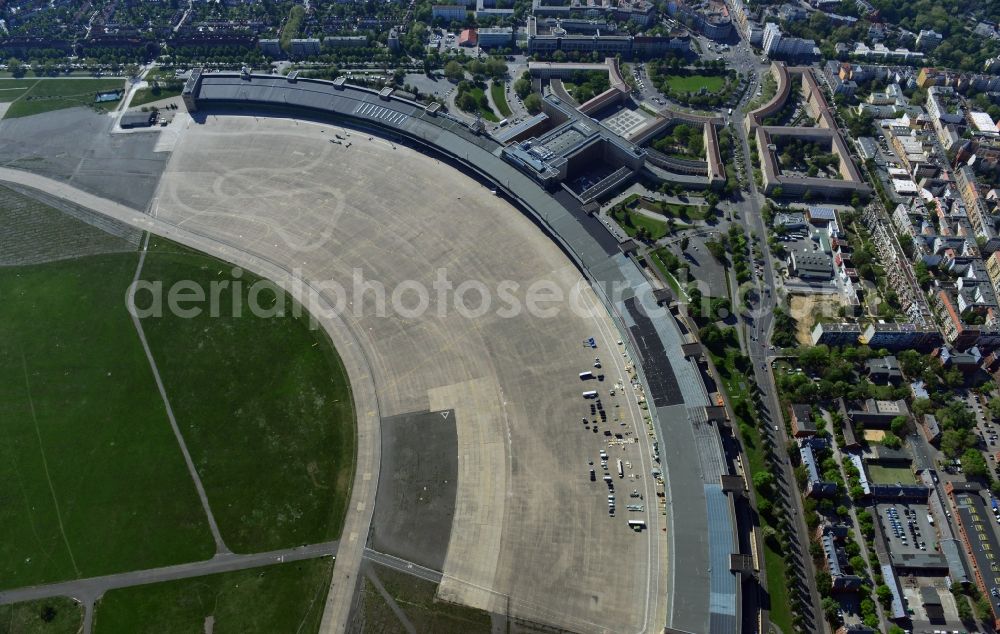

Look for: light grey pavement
[0,541,338,606]
[148,117,661,634]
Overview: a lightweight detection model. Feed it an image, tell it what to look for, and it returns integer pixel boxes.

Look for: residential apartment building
[859,321,943,351]
[432,4,468,21]
[762,22,816,59]
[811,322,863,346]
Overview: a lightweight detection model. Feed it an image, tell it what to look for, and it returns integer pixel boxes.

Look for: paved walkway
[0,167,382,634]
[0,541,338,607]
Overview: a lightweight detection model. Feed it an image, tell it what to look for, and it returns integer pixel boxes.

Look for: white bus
[628,520,646,531]
[582,390,598,398]
[617,459,624,478]
[579,371,594,380]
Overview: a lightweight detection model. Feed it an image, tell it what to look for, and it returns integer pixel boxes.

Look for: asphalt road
[726,31,826,634]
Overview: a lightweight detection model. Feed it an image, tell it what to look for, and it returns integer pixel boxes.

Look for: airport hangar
[182,69,752,634]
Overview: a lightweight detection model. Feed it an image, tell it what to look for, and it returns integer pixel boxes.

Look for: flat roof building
[947,481,1000,631]
[120,111,156,128]
[789,251,833,280]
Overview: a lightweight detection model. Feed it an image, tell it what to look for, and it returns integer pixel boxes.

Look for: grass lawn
[93,557,334,634]
[490,81,511,117]
[665,74,726,94]
[0,246,215,590]
[361,563,491,633]
[129,83,183,108]
[138,238,356,553]
[636,198,711,222]
[0,597,83,634]
[1,189,356,590]
[0,79,42,103]
[3,78,125,119]
[457,86,499,122]
[866,464,915,485]
[647,247,690,302]
[609,206,669,240]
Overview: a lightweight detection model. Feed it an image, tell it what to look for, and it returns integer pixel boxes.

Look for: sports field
[0,187,356,589]
[867,464,916,485]
[92,557,334,633]
[1,78,125,119]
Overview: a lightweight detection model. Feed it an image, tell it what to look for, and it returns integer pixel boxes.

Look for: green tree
[876,584,893,607]
[881,432,902,449]
[9,58,25,78]
[890,415,908,436]
[940,429,967,459]
[988,398,1000,421]
[523,93,542,114]
[849,555,866,573]
[752,471,775,495]
[821,597,841,624]
[962,448,989,479]
[514,75,531,99]
[444,60,464,82]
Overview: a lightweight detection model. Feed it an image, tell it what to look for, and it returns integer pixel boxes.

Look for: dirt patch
[863,429,886,442]
[789,294,846,346]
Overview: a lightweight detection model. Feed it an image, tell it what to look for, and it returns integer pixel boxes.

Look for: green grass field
[665,74,726,94]
[129,83,183,108]
[1,191,356,589]
[138,238,356,553]
[648,248,688,301]
[610,206,669,240]
[360,563,491,633]
[0,79,41,103]
[457,86,499,122]
[1,78,125,119]
[866,464,915,485]
[93,557,334,634]
[0,597,83,634]
[637,199,711,221]
[490,81,512,117]
[0,250,216,590]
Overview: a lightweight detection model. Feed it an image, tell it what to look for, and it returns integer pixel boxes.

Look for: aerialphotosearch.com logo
[125,266,675,324]
[124,263,818,326]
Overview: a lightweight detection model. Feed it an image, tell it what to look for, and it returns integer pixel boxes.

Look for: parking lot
[578,352,652,524]
[877,502,937,555]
